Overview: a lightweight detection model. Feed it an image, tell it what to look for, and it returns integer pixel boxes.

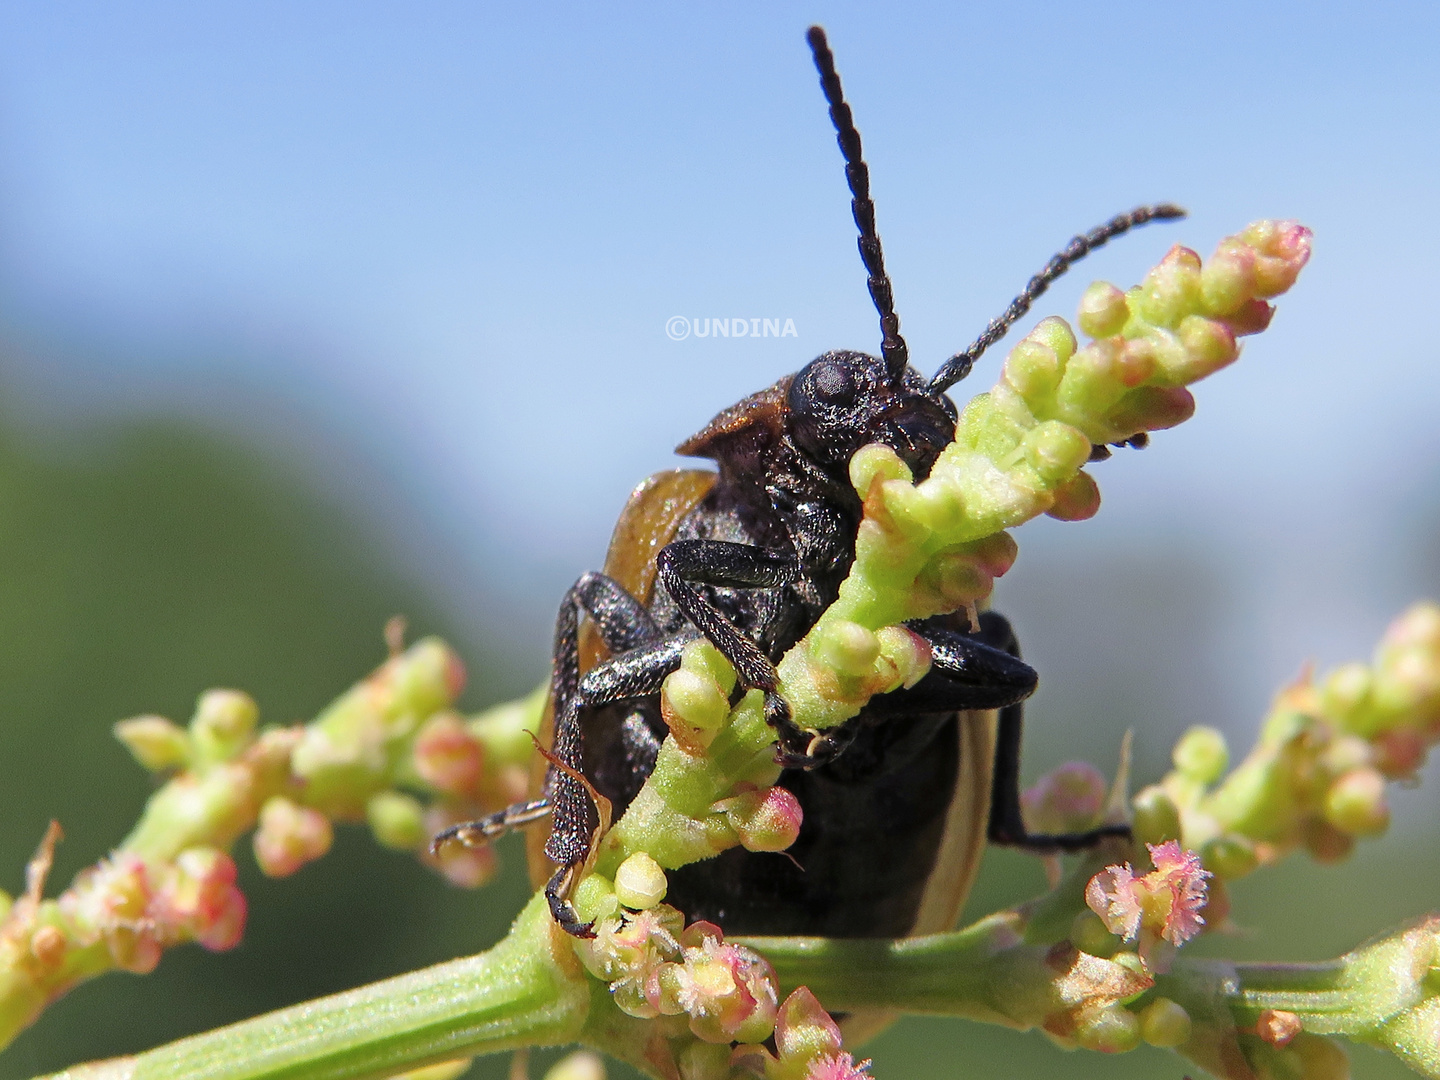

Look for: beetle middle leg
[970,612,1132,854]
[435,571,673,936]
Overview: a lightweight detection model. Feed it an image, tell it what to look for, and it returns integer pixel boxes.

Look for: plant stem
[35,895,589,1080]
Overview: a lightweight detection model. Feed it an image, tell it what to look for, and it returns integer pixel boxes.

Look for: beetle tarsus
[545,866,596,938]
[989,820,1132,855]
[429,798,552,855]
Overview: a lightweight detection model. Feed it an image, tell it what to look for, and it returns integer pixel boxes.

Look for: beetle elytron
[437,26,1179,943]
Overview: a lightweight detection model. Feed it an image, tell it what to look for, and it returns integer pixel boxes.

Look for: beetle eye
[804,359,857,406]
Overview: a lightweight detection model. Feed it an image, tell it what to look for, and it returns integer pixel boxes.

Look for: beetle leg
[656,539,798,691]
[545,865,597,939]
[432,571,668,935]
[974,612,1132,854]
[430,798,553,854]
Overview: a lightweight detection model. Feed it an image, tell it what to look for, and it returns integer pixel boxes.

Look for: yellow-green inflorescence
[1132,600,1440,890]
[605,220,1312,877]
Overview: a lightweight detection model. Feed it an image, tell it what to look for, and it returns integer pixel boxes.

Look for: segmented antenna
[929,204,1186,393]
[807,26,909,384]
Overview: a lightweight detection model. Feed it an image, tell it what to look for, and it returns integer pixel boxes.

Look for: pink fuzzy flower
[1084,840,1211,972]
[806,1052,874,1080]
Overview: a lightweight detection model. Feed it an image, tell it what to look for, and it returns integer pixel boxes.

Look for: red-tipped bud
[162,848,247,951]
[253,797,333,877]
[412,713,486,798]
[714,785,804,853]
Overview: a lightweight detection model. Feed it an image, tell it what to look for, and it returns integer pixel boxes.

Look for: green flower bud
[1077,281,1130,339]
[114,715,191,772]
[189,690,259,766]
[811,620,881,678]
[1138,997,1191,1048]
[848,443,912,496]
[676,1040,729,1080]
[1070,909,1121,957]
[1132,245,1203,329]
[1173,725,1229,786]
[366,790,426,850]
[614,853,668,910]
[1324,768,1390,837]
[1075,1004,1141,1053]
[1131,784,1182,846]
[1023,421,1092,484]
[573,873,619,924]
[1201,833,1259,880]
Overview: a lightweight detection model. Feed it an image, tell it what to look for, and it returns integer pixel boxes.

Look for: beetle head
[787,350,956,479]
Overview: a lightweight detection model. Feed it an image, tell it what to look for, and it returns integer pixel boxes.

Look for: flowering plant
[3,221,1438,1080]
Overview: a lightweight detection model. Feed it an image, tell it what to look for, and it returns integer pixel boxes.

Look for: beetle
[436,26,1180,944]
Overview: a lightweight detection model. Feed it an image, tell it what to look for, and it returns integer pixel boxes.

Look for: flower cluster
[0,633,546,1050]
[1130,602,1440,890]
[772,220,1312,734]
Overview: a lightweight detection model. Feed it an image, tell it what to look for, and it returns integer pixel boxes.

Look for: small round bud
[812,620,881,678]
[190,689,259,765]
[114,715,191,772]
[775,987,844,1062]
[1004,337,1064,400]
[1075,1004,1141,1053]
[1131,785,1182,846]
[572,873,618,924]
[875,626,932,690]
[1318,662,1372,722]
[849,444,912,497]
[367,790,426,850]
[1078,281,1130,339]
[30,925,67,969]
[717,785,803,853]
[1324,768,1390,837]
[253,797,333,878]
[1200,833,1258,880]
[1070,909,1120,957]
[1046,469,1101,522]
[1023,421,1092,484]
[1256,1008,1303,1046]
[1138,997,1191,1048]
[542,1050,607,1080]
[1172,726,1228,785]
[1300,818,1355,863]
[661,669,730,741]
[615,853,668,910]
[676,1040,730,1080]
[413,713,485,798]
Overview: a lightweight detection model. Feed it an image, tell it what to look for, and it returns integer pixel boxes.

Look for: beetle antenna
[807,26,909,384]
[929,204,1187,393]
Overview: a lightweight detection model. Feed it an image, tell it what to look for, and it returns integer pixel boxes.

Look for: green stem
[34,895,589,1080]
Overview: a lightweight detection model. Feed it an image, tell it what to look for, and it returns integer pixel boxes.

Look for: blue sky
[0,1,1438,734]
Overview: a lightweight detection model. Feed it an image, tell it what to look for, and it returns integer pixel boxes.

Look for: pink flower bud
[412,713,486,799]
[253,797,334,877]
[714,785,803,853]
[162,848,247,951]
[1022,761,1107,834]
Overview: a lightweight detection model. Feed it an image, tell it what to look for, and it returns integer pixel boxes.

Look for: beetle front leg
[656,539,798,691]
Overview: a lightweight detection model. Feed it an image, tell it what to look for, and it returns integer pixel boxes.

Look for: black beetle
[436,26,1180,942]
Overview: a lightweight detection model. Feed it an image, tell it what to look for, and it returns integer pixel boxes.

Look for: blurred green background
[0,391,1433,1080]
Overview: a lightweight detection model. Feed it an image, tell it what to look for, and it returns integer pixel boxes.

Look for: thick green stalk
[34,895,589,1080]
